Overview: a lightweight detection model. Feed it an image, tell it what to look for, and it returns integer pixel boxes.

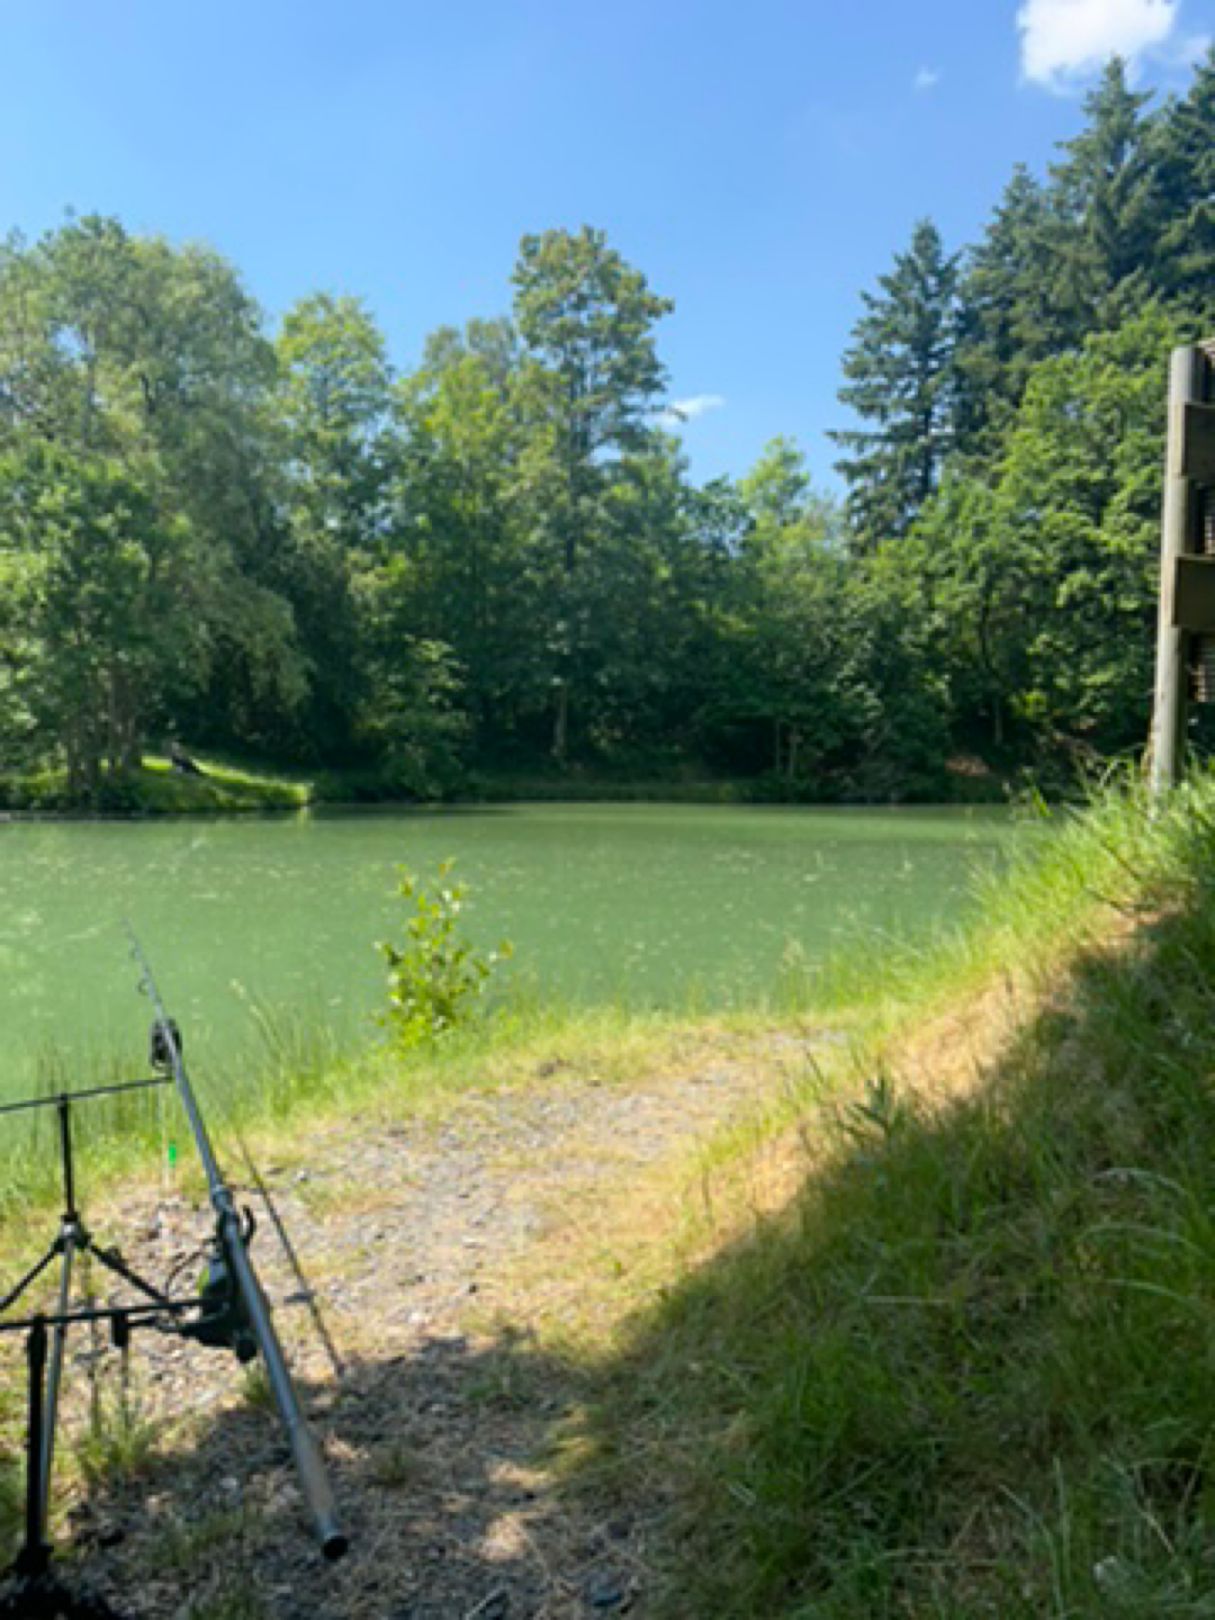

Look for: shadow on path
[72,1325,643,1620]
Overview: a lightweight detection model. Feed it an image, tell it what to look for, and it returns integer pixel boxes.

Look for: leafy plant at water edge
[376,859,512,1047]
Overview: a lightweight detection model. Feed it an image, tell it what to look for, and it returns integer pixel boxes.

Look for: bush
[376,860,512,1048]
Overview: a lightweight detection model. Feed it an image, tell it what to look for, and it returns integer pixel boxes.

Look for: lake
[0,804,1021,1100]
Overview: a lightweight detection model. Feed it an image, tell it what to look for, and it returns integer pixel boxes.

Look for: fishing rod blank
[126,927,348,1561]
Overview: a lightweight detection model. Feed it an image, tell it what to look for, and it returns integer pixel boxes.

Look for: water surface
[0,804,1019,1098]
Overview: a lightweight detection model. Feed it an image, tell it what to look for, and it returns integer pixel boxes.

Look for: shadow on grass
[563,834,1215,1617]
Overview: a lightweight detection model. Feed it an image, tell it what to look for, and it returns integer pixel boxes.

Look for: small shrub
[376,859,511,1048]
[75,1374,158,1490]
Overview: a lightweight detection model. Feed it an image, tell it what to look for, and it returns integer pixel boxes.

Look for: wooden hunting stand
[1150,340,1215,793]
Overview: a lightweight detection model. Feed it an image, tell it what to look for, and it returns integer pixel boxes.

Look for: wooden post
[1150,347,1209,795]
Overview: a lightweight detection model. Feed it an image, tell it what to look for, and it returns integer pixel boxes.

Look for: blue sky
[1,0,1211,489]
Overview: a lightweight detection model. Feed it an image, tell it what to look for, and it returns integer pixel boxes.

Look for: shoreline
[0,763,1015,821]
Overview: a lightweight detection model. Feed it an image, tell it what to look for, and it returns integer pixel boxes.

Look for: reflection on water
[0,804,1021,1098]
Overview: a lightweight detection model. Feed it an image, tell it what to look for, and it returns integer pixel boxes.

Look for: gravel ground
[4,1029,816,1619]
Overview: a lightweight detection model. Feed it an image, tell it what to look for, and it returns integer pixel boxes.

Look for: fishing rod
[124,926,348,1563]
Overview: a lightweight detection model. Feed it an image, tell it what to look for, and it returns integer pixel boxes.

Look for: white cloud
[914,66,942,91]
[1018,0,1180,89]
[660,394,726,430]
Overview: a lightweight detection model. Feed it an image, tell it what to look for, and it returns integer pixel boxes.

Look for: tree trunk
[552,680,569,763]
[66,717,102,798]
[105,666,142,778]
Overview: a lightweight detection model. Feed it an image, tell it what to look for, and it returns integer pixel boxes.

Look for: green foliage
[512,224,673,461]
[1146,51,1215,317]
[271,291,395,757]
[952,164,1056,459]
[376,860,512,1047]
[0,441,204,791]
[832,218,960,551]
[0,216,306,786]
[511,225,674,760]
[8,46,1215,806]
[392,324,537,755]
[917,307,1177,764]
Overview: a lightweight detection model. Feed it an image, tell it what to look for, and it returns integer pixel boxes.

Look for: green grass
[0,755,311,815]
[563,768,1215,1617]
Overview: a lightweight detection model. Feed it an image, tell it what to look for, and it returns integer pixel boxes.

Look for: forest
[2,52,1214,805]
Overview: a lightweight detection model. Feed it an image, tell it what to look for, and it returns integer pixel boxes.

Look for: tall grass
[568,767,1215,1617]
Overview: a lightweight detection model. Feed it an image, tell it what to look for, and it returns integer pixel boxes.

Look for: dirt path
[43,1027,821,1619]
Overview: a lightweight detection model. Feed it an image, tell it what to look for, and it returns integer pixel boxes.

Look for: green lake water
[0,804,1022,1100]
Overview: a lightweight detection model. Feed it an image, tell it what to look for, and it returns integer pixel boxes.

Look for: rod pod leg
[15,1316,50,1582]
[1,1320,128,1619]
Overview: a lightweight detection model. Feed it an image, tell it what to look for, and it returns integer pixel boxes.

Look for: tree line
[3,52,1214,803]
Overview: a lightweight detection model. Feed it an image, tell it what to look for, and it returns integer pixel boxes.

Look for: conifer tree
[953,167,1057,460]
[1042,58,1156,332]
[831,219,959,552]
[1146,47,1215,320]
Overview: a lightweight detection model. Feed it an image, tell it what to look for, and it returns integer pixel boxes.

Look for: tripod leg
[0,1245,59,1315]
[38,1231,76,1531]
[4,1320,130,1615]
[88,1242,173,1309]
[14,1317,50,1582]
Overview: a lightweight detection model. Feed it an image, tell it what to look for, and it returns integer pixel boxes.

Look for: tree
[832,219,959,552]
[352,562,469,796]
[1041,58,1156,334]
[953,167,1058,461]
[276,293,393,545]
[988,307,1174,759]
[1146,47,1215,320]
[921,308,1176,771]
[582,433,720,759]
[0,217,307,767]
[512,226,673,758]
[0,444,205,791]
[391,322,540,756]
[910,475,1023,751]
[705,441,853,787]
[274,292,396,756]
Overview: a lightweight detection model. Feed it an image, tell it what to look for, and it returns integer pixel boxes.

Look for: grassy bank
[555,773,1215,1617]
[0,755,311,815]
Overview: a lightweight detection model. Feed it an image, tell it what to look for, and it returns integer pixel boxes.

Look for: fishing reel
[181,1213,259,1364]
[148,1017,183,1072]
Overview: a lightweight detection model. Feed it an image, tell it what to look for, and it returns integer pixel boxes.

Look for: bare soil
[21,1026,824,1620]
